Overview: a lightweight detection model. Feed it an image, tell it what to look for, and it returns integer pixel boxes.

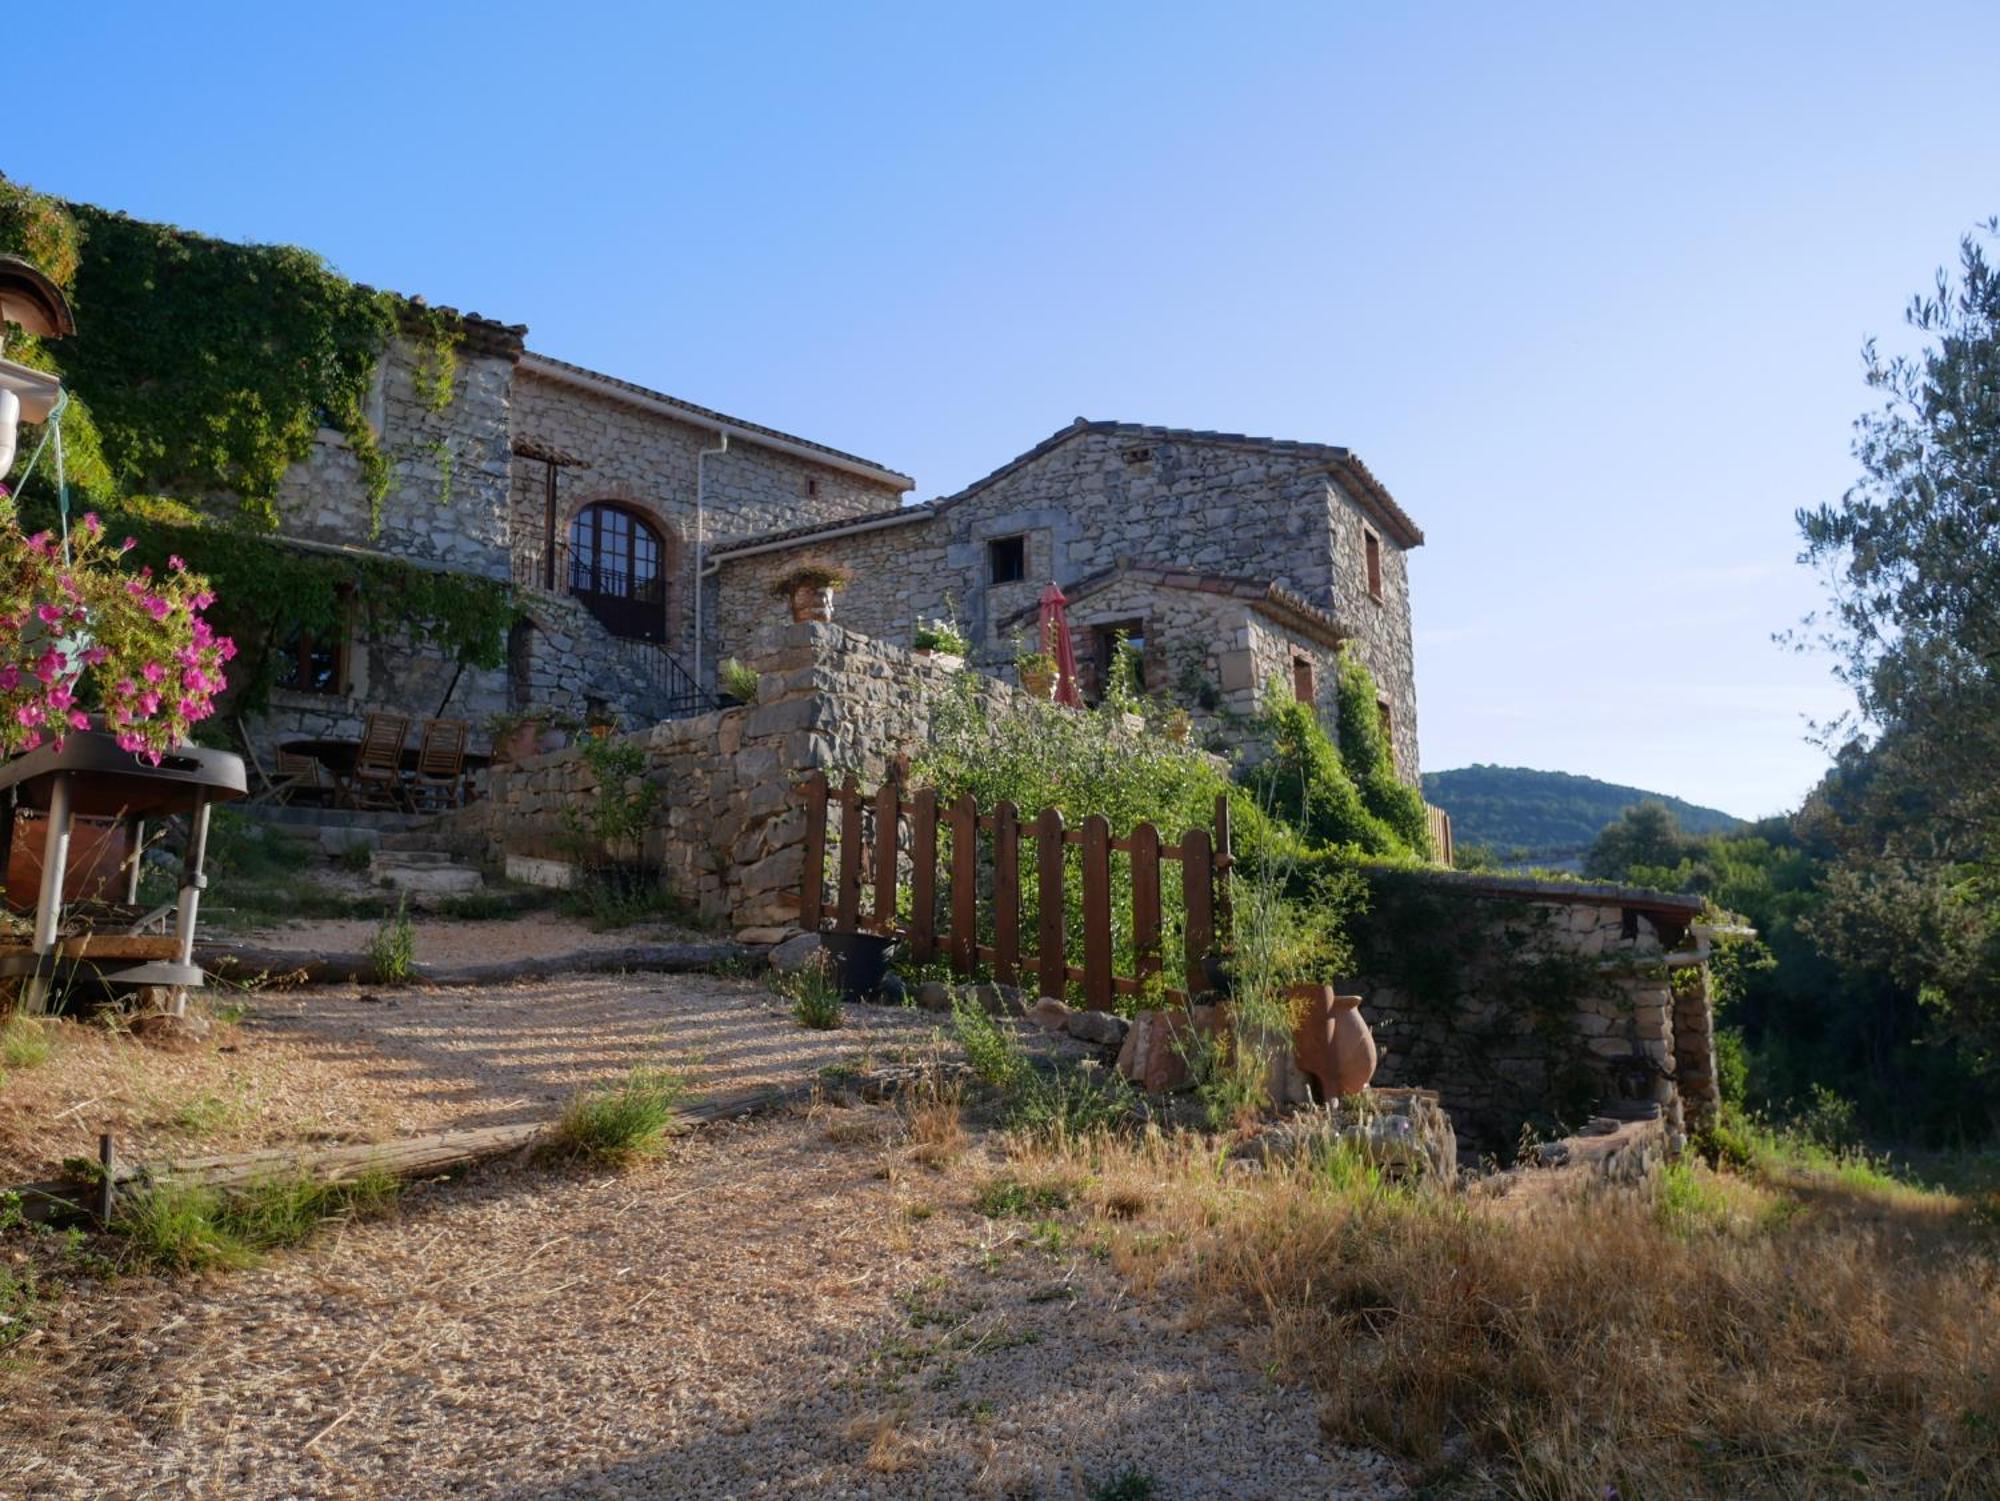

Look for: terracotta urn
[1019,664,1055,700]
[1288,982,1377,1101]
[789,583,834,623]
[1164,711,1193,744]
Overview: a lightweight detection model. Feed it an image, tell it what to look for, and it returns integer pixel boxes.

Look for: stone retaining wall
[1350,869,1713,1152]
[455,622,1033,929]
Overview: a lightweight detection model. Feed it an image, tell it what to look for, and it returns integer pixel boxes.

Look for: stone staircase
[371,820,491,900]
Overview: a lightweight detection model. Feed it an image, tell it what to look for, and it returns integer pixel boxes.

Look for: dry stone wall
[463,622,1032,929]
[1349,869,1713,1152]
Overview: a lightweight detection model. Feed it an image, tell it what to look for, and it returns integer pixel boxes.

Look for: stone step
[368,849,485,898]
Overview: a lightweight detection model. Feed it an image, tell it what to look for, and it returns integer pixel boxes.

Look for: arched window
[568,503,670,642]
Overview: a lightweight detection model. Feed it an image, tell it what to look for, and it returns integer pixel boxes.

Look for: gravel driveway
[8,1105,1400,1500]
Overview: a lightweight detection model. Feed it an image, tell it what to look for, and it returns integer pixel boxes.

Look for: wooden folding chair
[272,748,329,807]
[348,712,411,811]
[409,718,469,813]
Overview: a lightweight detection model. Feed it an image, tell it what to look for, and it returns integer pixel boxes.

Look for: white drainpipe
[693,431,728,686]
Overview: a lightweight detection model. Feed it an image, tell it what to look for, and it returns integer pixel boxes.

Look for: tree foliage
[1794,219,2000,1066]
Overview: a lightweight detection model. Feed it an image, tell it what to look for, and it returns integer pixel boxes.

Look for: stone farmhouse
[256,303,1426,783]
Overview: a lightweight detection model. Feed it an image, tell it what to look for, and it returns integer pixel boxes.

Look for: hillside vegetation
[1423,764,1743,866]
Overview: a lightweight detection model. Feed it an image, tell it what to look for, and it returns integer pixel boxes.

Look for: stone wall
[712,425,1422,778]
[276,324,519,582]
[1350,869,1713,1152]
[459,622,1032,929]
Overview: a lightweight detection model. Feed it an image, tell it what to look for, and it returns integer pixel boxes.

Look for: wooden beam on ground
[197,940,757,989]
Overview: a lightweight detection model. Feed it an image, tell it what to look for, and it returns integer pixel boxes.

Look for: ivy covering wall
[0,174,512,707]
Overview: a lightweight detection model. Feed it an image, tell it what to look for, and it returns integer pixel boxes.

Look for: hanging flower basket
[0,510,233,763]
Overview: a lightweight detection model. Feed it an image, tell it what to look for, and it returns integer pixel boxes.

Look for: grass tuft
[0,1015,54,1071]
[367,896,416,983]
[548,1066,687,1166]
[779,952,844,1030]
[118,1171,399,1273]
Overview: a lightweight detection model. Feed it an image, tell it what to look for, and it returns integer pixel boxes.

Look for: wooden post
[992,800,1020,986]
[1036,807,1066,1001]
[909,787,938,963]
[872,781,900,934]
[95,1133,115,1227]
[798,771,827,931]
[836,774,863,931]
[1130,822,1162,988]
[949,793,978,976]
[1212,793,1234,949]
[1183,826,1213,998]
[1081,814,1113,1011]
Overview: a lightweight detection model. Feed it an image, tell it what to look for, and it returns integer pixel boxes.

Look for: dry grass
[900,1066,967,1167]
[1005,1128,2000,1498]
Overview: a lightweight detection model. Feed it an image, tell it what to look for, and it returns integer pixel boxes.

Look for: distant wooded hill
[1421,764,1745,867]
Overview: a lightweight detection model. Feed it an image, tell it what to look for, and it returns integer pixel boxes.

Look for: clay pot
[789,583,834,623]
[1288,982,1377,1101]
[1164,711,1193,744]
[1019,665,1055,700]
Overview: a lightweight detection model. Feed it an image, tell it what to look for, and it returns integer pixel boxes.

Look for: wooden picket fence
[797,770,1234,1010]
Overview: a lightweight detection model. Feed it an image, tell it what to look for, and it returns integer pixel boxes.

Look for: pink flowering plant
[0,509,234,762]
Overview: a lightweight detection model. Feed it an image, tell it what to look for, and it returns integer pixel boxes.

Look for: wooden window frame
[1292,654,1315,704]
[276,625,347,697]
[1364,527,1384,603]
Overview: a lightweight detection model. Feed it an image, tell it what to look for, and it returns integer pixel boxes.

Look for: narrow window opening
[805,476,820,499]
[988,535,1026,585]
[1293,655,1315,704]
[1364,528,1384,602]
[1377,696,1394,742]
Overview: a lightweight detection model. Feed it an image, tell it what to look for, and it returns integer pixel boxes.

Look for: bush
[549,1066,686,1166]
[0,1015,53,1071]
[559,864,685,930]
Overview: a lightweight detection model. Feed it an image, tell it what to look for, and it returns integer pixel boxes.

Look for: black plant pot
[1201,951,1234,998]
[820,930,899,1002]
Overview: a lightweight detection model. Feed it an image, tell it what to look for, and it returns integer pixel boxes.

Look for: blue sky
[20,1,2000,817]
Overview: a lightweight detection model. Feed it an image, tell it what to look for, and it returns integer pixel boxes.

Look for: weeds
[950,991,1024,1087]
[548,1065,686,1166]
[780,952,844,1030]
[367,896,416,983]
[973,1175,1073,1218]
[901,1067,966,1166]
[559,866,687,930]
[117,1172,399,1273]
[0,1015,53,1071]
[948,990,1136,1142]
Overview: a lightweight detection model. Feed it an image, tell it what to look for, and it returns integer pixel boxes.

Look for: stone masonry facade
[709,421,1425,781]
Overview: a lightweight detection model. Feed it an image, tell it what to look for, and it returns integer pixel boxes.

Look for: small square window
[1364,529,1383,602]
[276,629,345,696]
[1292,656,1314,704]
[988,535,1026,585]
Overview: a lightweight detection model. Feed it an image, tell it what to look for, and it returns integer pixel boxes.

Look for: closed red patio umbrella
[1038,582,1084,707]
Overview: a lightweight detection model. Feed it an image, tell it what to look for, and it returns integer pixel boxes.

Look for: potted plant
[1016,645,1058,700]
[912,616,970,669]
[1162,707,1194,744]
[487,707,576,763]
[717,657,760,707]
[769,560,853,624]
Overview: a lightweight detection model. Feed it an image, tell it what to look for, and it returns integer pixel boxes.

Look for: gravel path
[7,1105,1400,1500]
[235,912,705,968]
[1,974,940,1182]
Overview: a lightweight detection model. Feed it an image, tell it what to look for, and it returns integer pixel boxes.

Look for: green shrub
[1087,1468,1157,1501]
[973,1175,1073,1218]
[1331,648,1431,856]
[559,865,686,930]
[549,1066,686,1165]
[367,896,416,983]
